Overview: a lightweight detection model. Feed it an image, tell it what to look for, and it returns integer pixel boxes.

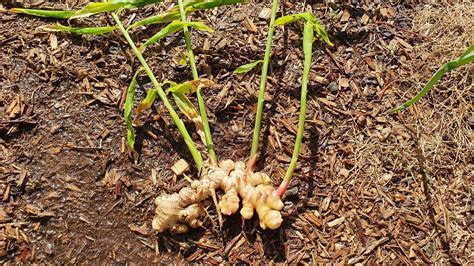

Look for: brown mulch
[1,0,473,264]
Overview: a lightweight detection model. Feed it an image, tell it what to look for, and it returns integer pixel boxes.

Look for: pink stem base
[274,180,289,197]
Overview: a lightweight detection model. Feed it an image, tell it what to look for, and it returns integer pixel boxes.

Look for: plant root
[152,159,284,233]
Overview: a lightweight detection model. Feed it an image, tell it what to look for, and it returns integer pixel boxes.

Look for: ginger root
[152,159,284,233]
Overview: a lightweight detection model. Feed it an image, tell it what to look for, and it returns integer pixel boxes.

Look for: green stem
[275,21,313,197]
[391,47,474,113]
[250,0,279,157]
[112,13,204,170]
[178,0,218,165]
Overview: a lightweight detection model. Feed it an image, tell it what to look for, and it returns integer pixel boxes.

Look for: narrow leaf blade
[187,21,214,32]
[9,8,75,19]
[233,60,264,74]
[140,20,213,51]
[71,2,127,19]
[128,10,180,29]
[185,0,248,11]
[313,20,333,46]
[41,23,116,35]
[71,0,164,19]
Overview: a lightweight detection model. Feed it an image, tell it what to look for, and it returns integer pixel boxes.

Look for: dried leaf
[135,89,157,122]
[166,78,214,94]
[172,92,206,144]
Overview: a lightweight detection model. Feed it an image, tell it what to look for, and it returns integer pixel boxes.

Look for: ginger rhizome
[152,159,284,233]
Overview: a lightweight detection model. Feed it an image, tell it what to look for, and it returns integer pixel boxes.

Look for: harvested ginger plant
[10,0,332,233]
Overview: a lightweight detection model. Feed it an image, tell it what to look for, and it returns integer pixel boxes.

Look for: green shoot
[177,0,218,165]
[390,44,474,112]
[233,60,264,74]
[41,23,117,35]
[140,20,214,52]
[272,13,332,196]
[8,8,75,19]
[112,13,204,170]
[124,68,144,159]
[250,0,279,157]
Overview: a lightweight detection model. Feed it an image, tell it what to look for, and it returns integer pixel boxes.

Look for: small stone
[356,115,366,127]
[382,31,394,39]
[327,82,339,92]
[44,242,54,255]
[285,187,299,196]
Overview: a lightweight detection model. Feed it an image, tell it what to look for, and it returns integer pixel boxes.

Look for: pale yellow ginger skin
[152,159,284,233]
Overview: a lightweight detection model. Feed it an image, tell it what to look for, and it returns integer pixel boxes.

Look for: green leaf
[275,13,314,26]
[70,2,127,19]
[9,8,75,19]
[275,12,333,46]
[124,68,143,155]
[233,60,264,74]
[185,0,248,11]
[71,0,164,19]
[128,10,180,29]
[140,20,214,51]
[313,20,333,46]
[40,23,116,35]
[166,79,214,94]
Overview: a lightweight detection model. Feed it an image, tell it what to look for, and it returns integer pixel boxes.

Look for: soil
[1,1,473,264]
